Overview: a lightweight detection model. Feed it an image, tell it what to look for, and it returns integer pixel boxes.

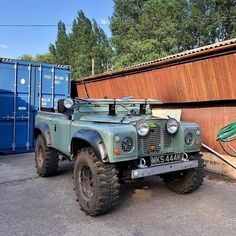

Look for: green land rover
[34,98,205,216]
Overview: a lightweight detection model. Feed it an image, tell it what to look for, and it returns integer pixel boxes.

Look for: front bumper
[131,160,198,179]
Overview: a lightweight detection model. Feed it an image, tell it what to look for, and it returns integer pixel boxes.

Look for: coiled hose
[217,121,236,157]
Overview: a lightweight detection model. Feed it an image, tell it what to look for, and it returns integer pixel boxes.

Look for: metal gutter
[152,100,236,109]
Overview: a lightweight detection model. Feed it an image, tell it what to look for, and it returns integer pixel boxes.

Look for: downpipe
[202,143,236,170]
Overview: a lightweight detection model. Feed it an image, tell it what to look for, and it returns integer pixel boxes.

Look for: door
[0,62,34,153]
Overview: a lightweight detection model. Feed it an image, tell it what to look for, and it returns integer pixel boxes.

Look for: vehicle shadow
[112,177,167,213]
[55,160,167,214]
[57,160,75,176]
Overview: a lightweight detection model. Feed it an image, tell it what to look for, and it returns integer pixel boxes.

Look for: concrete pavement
[0,153,236,236]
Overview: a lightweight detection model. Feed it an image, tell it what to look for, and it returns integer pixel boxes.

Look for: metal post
[12,63,18,151]
[39,65,42,111]
[26,64,32,150]
[68,67,71,98]
[51,66,55,109]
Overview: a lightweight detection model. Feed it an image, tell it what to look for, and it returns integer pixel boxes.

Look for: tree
[49,21,70,65]
[110,0,148,62]
[111,0,236,68]
[34,53,55,64]
[92,20,113,74]
[69,11,113,79]
[18,54,34,61]
[18,53,55,64]
[69,11,96,79]
[111,0,185,68]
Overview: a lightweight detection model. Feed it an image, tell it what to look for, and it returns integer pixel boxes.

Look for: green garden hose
[217,121,236,157]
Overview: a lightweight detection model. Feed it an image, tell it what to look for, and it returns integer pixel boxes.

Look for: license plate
[150,153,188,166]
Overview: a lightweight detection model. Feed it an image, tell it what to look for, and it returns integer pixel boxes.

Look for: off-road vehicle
[34,98,205,216]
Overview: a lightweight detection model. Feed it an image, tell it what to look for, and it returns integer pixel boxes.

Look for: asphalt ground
[0,153,236,236]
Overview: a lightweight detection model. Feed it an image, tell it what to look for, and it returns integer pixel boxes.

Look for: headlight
[121,137,133,152]
[185,132,193,145]
[64,98,74,109]
[166,118,179,134]
[136,119,150,136]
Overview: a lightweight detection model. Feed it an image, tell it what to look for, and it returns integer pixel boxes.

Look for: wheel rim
[79,166,94,199]
[37,146,44,168]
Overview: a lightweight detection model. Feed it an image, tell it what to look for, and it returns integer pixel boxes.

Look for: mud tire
[74,148,120,216]
[163,153,205,194]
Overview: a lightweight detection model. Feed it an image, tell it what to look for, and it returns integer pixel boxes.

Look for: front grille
[138,121,173,155]
[163,128,173,148]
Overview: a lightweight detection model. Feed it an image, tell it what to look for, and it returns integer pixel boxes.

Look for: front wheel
[74,148,120,216]
[35,134,59,177]
[162,153,205,194]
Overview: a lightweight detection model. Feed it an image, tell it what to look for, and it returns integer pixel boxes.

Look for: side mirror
[57,99,66,113]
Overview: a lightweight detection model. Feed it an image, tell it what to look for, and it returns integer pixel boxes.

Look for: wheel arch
[71,130,109,162]
[34,123,52,147]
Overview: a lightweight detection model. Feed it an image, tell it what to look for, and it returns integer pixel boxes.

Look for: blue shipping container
[0,58,71,154]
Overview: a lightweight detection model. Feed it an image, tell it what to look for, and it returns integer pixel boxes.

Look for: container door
[35,66,70,110]
[0,63,15,152]
[38,66,55,109]
[0,62,34,153]
[54,68,70,107]
[15,64,34,151]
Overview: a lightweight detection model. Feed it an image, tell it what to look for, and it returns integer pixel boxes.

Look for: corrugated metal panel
[0,58,71,154]
[76,38,236,84]
[127,38,236,69]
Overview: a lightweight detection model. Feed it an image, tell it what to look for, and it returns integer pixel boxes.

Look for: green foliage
[34,53,55,64]
[49,21,70,65]
[18,53,55,64]
[111,0,236,69]
[50,11,112,80]
[18,54,34,61]
[19,2,236,77]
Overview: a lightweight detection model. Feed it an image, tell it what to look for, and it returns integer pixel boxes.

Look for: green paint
[35,101,201,163]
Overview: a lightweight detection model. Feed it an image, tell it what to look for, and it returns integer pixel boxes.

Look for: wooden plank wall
[77,53,236,102]
[156,107,236,155]
[77,49,236,155]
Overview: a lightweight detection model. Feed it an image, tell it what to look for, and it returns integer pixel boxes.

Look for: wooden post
[92,58,94,76]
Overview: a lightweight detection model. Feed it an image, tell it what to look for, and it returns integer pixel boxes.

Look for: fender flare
[71,130,109,162]
[34,123,52,147]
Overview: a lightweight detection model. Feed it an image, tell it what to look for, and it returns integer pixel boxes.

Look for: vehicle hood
[78,114,148,124]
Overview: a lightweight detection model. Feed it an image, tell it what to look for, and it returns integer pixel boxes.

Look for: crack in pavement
[0,176,39,186]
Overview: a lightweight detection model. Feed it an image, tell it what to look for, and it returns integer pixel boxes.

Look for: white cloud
[100,18,109,25]
[0,44,10,49]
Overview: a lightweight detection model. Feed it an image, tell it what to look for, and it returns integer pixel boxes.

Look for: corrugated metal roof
[127,38,236,69]
[77,37,236,82]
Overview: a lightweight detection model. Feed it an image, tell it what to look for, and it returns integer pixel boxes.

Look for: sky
[0,0,114,59]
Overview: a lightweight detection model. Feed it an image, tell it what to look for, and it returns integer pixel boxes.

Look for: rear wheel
[162,153,205,194]
[35,134,59,177]
[74,147,120,216]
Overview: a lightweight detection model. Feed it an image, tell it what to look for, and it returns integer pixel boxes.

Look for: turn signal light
[195,140,201,146]
[114,148,121,155]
